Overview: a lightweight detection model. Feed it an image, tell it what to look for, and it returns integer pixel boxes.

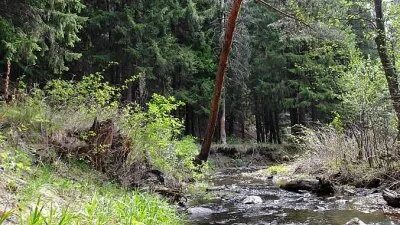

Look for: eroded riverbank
[187,167,400,225]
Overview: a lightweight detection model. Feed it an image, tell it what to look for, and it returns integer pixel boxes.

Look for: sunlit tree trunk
[374,0,400,138]
[196,0,243,163]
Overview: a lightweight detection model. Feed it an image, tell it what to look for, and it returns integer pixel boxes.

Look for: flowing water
[188,167,400,225]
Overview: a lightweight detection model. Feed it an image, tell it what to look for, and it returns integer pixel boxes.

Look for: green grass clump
[16,191,182,225]
[265,164,290,175]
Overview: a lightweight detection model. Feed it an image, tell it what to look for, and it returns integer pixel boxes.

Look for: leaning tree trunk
[196,0,243,163]
[3,59,10,101]
[374,0,400,137]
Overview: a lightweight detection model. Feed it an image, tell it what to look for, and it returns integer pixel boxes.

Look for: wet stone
[188,207,214,217]
[243,196,263,204]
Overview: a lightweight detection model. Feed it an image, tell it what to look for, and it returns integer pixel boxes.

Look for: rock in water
[280,177,334,196]
[243,196,263,204]
[383,189,400,207]
[188,207,214,217]
[345,218,366,225]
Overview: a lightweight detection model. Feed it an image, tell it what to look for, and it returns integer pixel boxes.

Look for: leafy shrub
[120,94,201,181]
[45,73,119,112]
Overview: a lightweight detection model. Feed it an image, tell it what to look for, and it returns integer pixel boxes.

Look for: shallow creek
[188,167,400,225]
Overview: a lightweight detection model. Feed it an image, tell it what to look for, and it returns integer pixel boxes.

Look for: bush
[44,73,119,112]
[120,94,202,182]
[0,74,202,183]
[294,126,400,184]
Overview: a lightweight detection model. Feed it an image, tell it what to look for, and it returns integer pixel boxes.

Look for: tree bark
[196,0,243,163]
[374,0,400,135]
[220,90,227,144]
[3,59,10,101]
[219,0,227,145]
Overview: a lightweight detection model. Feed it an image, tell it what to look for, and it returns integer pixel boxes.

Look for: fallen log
[280,177,335,196]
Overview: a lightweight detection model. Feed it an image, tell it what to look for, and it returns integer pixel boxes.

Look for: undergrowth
[0,73,205,224]
[0,145,183,224]
[294,126,400,186]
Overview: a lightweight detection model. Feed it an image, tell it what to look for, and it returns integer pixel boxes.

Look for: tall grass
[13,193,182,225]
[0,158,183,225]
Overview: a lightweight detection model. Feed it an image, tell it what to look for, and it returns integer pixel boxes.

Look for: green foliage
[45,73,119,112]
[266,165,290,175]
[0,97,49,133]
[339,54,395,132]
[0,0,85,77]
[0,147,32,174]
[120,94,202,181]
[0,210,13,225]
[14,192,181,225]
[330,112,344,133]
[0,162,182,225]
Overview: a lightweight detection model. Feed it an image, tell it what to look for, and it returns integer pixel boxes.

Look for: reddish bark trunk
[196,0,243,163]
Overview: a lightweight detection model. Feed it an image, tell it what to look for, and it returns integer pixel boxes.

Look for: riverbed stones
[188,207,214,217]
[242,195,263,204]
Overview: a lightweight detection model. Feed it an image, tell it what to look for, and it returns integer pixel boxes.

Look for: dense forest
[2,0,400,224]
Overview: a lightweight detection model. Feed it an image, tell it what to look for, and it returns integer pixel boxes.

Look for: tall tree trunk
[255,96,262,143]
[374,0,400,136]
[3,59,10,101]
[220,91,227,144]
[196,0,243,163]
[219,0,227,145]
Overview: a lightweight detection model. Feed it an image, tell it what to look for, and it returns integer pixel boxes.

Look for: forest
[1,0,400,224]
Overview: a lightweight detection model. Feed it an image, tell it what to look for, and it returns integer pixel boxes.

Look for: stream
[188,167,400,225]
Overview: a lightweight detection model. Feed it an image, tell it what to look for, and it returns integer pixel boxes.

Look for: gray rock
[187,207,213,217]
[335,199,348,205]
[326,196,336,201]
[243,196,263,204]
[206,185,226,192]
[345,218,366,225]
[342,187,356,195]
